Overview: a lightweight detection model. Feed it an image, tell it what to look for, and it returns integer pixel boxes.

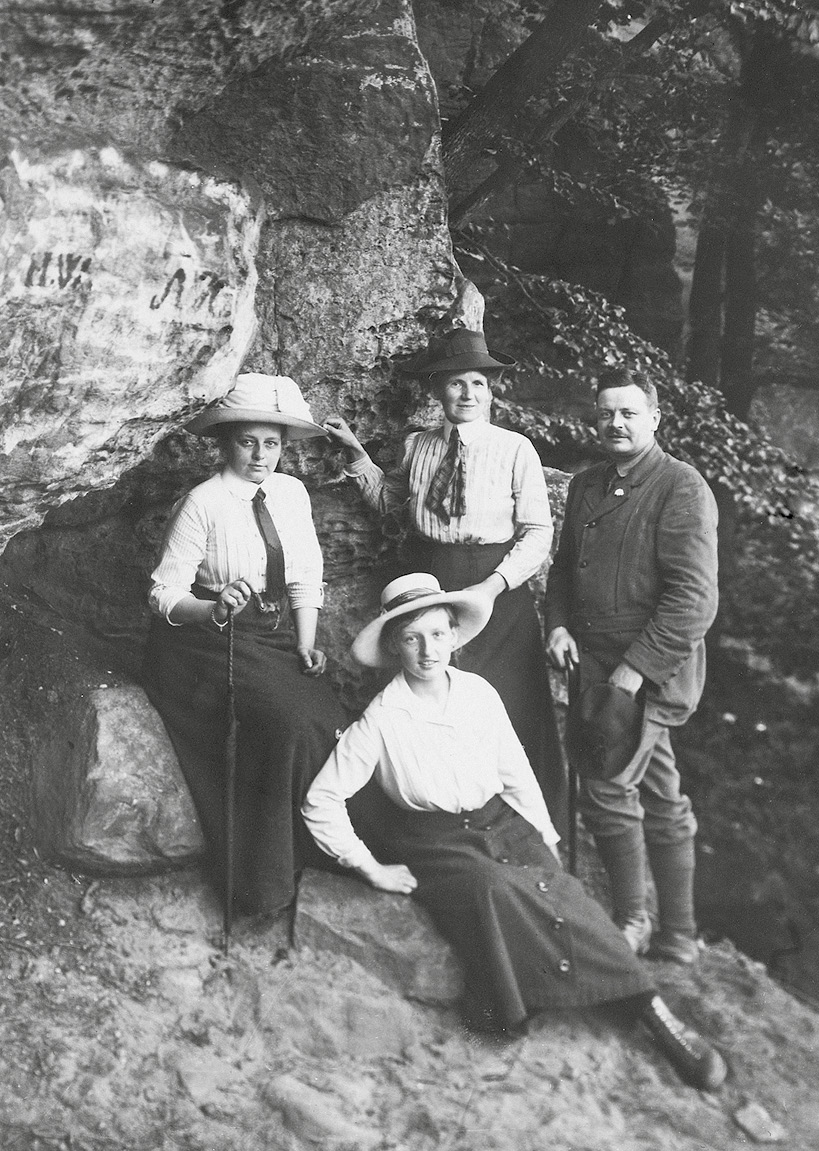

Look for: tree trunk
[720,154,759,419]
[441,0,602,201]
[686,208,727,389]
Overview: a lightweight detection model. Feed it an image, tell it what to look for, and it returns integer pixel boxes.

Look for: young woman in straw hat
[323,329,564,824]
[301,575,727,1092]
[143,373,347,918]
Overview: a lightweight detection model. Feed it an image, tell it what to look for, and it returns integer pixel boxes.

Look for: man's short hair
[595,366,659,410]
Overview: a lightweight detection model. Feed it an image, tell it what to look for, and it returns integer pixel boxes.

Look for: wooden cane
[566,663,580,877]
[222,606,237,956]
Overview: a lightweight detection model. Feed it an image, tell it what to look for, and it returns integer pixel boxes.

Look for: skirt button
[558,959,571,974]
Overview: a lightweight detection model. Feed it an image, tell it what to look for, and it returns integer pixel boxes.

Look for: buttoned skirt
[382,794,653,1031]
[142,600,348,916]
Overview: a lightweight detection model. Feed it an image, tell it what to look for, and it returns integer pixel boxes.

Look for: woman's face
[222,422,284,483]
[432,370,491,425]
[390,606,458,685]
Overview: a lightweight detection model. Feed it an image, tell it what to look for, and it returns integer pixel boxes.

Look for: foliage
[455,228,797,507]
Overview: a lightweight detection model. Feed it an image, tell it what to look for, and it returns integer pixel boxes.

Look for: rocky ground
[1,584,818,1150]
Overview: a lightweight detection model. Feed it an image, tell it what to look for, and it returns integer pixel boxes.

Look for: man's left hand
[608,662,644,696]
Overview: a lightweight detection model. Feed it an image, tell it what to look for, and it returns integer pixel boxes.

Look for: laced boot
[641,995,727,1091]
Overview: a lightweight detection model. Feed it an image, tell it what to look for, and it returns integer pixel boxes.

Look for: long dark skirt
[382,794,653,1032]
[413,539,566,829]
[142,601,348,916]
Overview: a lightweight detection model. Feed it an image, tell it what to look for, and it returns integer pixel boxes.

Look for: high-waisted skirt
[413,538,566,830]
[382,794,653,1031]
[142,598,348,916]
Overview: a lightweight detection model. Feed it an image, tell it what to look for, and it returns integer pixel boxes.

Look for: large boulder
[35,683,204,873]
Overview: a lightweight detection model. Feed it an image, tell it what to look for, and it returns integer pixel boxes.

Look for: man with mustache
[545,366,719,965]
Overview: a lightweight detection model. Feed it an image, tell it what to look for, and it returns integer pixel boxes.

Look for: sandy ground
[1,861,818,1151]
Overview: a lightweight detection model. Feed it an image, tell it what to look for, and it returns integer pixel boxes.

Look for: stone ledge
[294,868,463,1006]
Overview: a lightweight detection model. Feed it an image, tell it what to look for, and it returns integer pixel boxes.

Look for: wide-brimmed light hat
[351,573,493,668]
[185,373,327,440]
[399,329,516,378]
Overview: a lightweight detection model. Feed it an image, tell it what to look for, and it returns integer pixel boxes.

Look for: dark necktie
[425,428,467,522]
[252,488,286,600]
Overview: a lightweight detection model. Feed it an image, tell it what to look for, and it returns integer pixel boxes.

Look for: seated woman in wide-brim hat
[301,574,727,1093]
[323,328,564,825]
[143,373,347,918]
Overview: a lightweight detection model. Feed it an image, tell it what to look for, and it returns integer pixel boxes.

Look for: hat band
[382,587,440,614]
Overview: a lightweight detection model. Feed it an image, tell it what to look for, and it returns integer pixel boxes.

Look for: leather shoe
[616,910,652,955]
[641,995,727,1091]
[649,930,700,965]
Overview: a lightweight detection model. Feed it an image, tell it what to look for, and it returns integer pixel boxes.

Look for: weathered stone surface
[0,147,261,548]
[36,683,204,873]
[294,868,464,1005]
[261,1074,382,1150]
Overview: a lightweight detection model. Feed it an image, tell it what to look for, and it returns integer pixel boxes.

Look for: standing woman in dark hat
[324,329,564,815]
[143,373,348,918]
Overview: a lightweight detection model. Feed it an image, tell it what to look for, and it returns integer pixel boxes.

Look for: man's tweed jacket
[545,442,719,726]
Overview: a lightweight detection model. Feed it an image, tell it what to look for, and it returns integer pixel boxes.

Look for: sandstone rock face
[35,684,204,873]
[0,147,261,549]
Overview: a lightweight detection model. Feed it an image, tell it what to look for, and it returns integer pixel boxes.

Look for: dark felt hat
[567,682,645,780]
[400,328,516,378]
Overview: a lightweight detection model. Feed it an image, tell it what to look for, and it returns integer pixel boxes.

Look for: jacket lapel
[579,442,665,524]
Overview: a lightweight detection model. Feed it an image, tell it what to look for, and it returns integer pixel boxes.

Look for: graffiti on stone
[149,267,232,317]
[24,252,92,291]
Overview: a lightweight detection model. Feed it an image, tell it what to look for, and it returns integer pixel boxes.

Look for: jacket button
[499,857,509,864]
[551,917,565,930]
[558,959,571,974]
[537,881,549,892]
[578,560,588,568]
[462,818,471,828]
[587,520,597,527]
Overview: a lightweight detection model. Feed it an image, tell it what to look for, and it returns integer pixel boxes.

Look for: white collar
[219,468,276,502]
[380,668,464,724]
[442,417,490,446]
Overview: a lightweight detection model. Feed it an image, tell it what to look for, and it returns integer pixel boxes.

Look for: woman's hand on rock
[323,416,367,462]
[214,579,253,623]
[297,646,327,676]
[357,861,418,895]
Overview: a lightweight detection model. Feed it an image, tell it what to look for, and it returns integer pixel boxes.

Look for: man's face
[596,384,660,460]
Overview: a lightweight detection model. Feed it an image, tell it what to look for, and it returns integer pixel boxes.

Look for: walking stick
[222,606,237,956]
[565,663,580,877]
[545,660,579,876]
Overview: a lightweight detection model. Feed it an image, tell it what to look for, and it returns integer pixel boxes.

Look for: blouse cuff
[287,581,325,611]
[149,584,187,625]
[343,454,374,478]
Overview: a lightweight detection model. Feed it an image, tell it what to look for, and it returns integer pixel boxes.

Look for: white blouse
[149,469,324,621]
[302,667,560,872]
[345,418,553,590]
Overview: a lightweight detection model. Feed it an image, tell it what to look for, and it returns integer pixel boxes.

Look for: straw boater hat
[351,573,493,668]
[400,329,517,378]
[184,373,327,440]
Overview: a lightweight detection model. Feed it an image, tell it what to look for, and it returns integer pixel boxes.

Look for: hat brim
[351,588,493,668]
[184,408,328,440]
[569,683,644,780]
[397,349,517,377]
